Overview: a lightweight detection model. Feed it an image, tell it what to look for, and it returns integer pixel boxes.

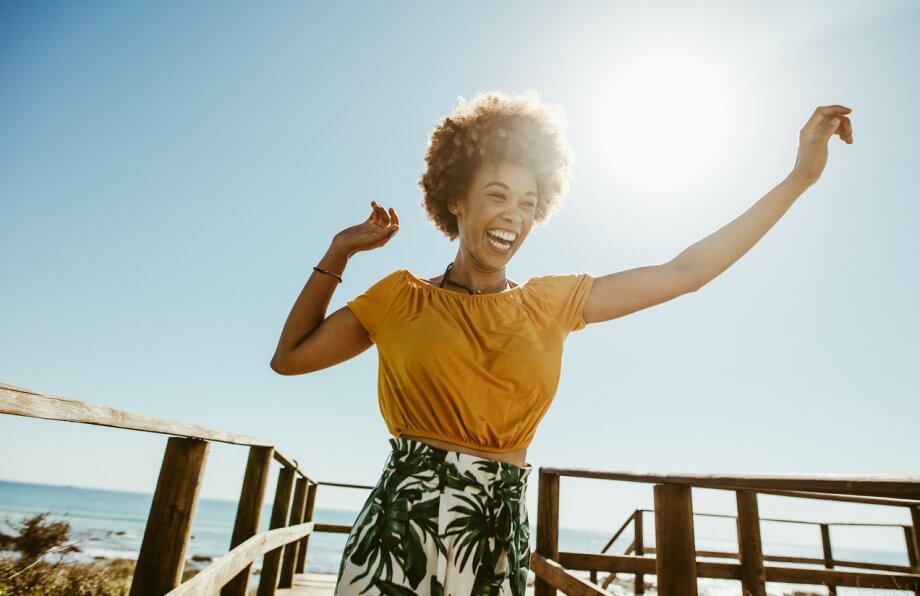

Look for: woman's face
[450,160,538,265]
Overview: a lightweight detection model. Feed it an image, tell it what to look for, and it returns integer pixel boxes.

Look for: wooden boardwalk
[271,573,336,595]
[266,573,537,595]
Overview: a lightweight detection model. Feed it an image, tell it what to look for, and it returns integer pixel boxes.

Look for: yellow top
[346,268,595,453]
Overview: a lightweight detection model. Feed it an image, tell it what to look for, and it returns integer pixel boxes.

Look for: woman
[270,91,853,595]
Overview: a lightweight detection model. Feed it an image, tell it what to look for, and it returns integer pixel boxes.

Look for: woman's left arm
[582,104,853,325]
[677,104,853,291]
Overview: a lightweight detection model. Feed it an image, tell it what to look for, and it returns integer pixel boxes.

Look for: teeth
[487,229,517,242]
[488,237,511,251]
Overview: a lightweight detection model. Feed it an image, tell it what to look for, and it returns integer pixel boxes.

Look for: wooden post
[634,509,645,594]
[279,476,308,587]
[653,483,698,596]
[735,490,766,596]
[295,481,317,574]
[906,525,919,569]
[904,526,918,570]
[130,437,209,596]
[222,445,273,596]
[909,506,920,596]
[903,526,919,596]
[256,466,295,596]
[910,506,920,569]
[820,524,837,596]
[534,468,560,596]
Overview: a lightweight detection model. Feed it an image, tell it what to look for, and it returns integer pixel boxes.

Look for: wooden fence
[532,468,920,595]
[0,381,372,595]
[5,381,920,595]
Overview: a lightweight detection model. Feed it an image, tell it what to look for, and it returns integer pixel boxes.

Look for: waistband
[387,436,532,487]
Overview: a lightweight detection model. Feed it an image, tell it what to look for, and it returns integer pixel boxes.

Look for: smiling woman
[273,85,854,594]
[323,90,596,595]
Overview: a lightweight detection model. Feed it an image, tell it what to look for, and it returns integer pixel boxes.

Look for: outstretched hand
[333,200,400,258]
[791,104,854,185]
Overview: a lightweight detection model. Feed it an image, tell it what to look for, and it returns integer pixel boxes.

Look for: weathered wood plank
[223,445,274,596]
[258,466,296,596]
[0,382,271,447]
[534,469,559,596]
[764,565,920,589]
[736,490,765,596]
[280,477,309,587]
[539,468,920,499]
[654,483,698,596]
[530,553,607,595]
[296,481,318,574]
[130,437,209,596]
[167,522,314,595]
[634,509,645,594]
[820,523,837,596]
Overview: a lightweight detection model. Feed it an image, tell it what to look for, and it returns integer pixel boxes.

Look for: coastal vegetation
[0,512,198,595]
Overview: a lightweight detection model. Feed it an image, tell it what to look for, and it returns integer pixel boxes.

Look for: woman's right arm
[270,201,399,375]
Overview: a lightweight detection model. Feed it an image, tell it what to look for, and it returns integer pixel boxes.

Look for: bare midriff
[399,433,528,468]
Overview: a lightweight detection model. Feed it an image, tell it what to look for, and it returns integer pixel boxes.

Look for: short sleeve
[346,269,404,342]
[534,273,595,333]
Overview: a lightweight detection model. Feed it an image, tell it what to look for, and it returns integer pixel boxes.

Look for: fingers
[804,105,854,143]
[370,200,390,227]
[369,200,400,231]
[810,105,852,124]
[828,115,854,144]
[814,105,851,117]
[841,116,854,144]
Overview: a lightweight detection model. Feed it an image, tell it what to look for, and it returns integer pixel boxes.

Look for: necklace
[438,262,512,295]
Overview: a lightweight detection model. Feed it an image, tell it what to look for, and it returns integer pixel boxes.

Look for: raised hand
[333,200,400,258]
[791,104,854,185]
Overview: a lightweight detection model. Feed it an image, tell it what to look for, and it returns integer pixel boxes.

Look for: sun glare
[574,35,749,212]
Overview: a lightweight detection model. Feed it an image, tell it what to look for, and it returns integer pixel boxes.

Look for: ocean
[0,479,912,595]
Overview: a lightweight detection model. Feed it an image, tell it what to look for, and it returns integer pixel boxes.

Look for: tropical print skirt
[333,436,533,596]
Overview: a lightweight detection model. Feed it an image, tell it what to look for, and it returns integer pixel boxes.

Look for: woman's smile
[486,232,514,253]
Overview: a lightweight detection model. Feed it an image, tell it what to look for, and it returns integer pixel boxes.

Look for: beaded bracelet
[313,265,343,283]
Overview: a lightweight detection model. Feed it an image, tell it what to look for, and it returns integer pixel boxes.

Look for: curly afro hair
[418,90,573,241]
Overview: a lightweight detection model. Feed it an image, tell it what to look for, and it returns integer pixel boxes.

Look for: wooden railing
[0,382,374,596]
[7,381,920,596]
[533,469,920,596]
[593,508,918,594]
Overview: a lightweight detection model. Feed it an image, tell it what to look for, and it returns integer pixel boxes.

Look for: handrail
[166,522,315,595]
[737,486,920,507]
[0,382,271,446]
[539,468,920,498]
[0,382,315,483]
[635,507,912,527]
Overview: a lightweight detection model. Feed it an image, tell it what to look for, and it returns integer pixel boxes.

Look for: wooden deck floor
[268,572,538,595]
[273,572,338,595]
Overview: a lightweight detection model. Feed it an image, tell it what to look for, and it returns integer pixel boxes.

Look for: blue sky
[2,1,918,553]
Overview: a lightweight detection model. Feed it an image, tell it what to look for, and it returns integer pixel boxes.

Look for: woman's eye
[490,193,535,208]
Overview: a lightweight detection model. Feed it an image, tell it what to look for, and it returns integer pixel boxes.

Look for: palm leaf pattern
[334,438,531,595]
